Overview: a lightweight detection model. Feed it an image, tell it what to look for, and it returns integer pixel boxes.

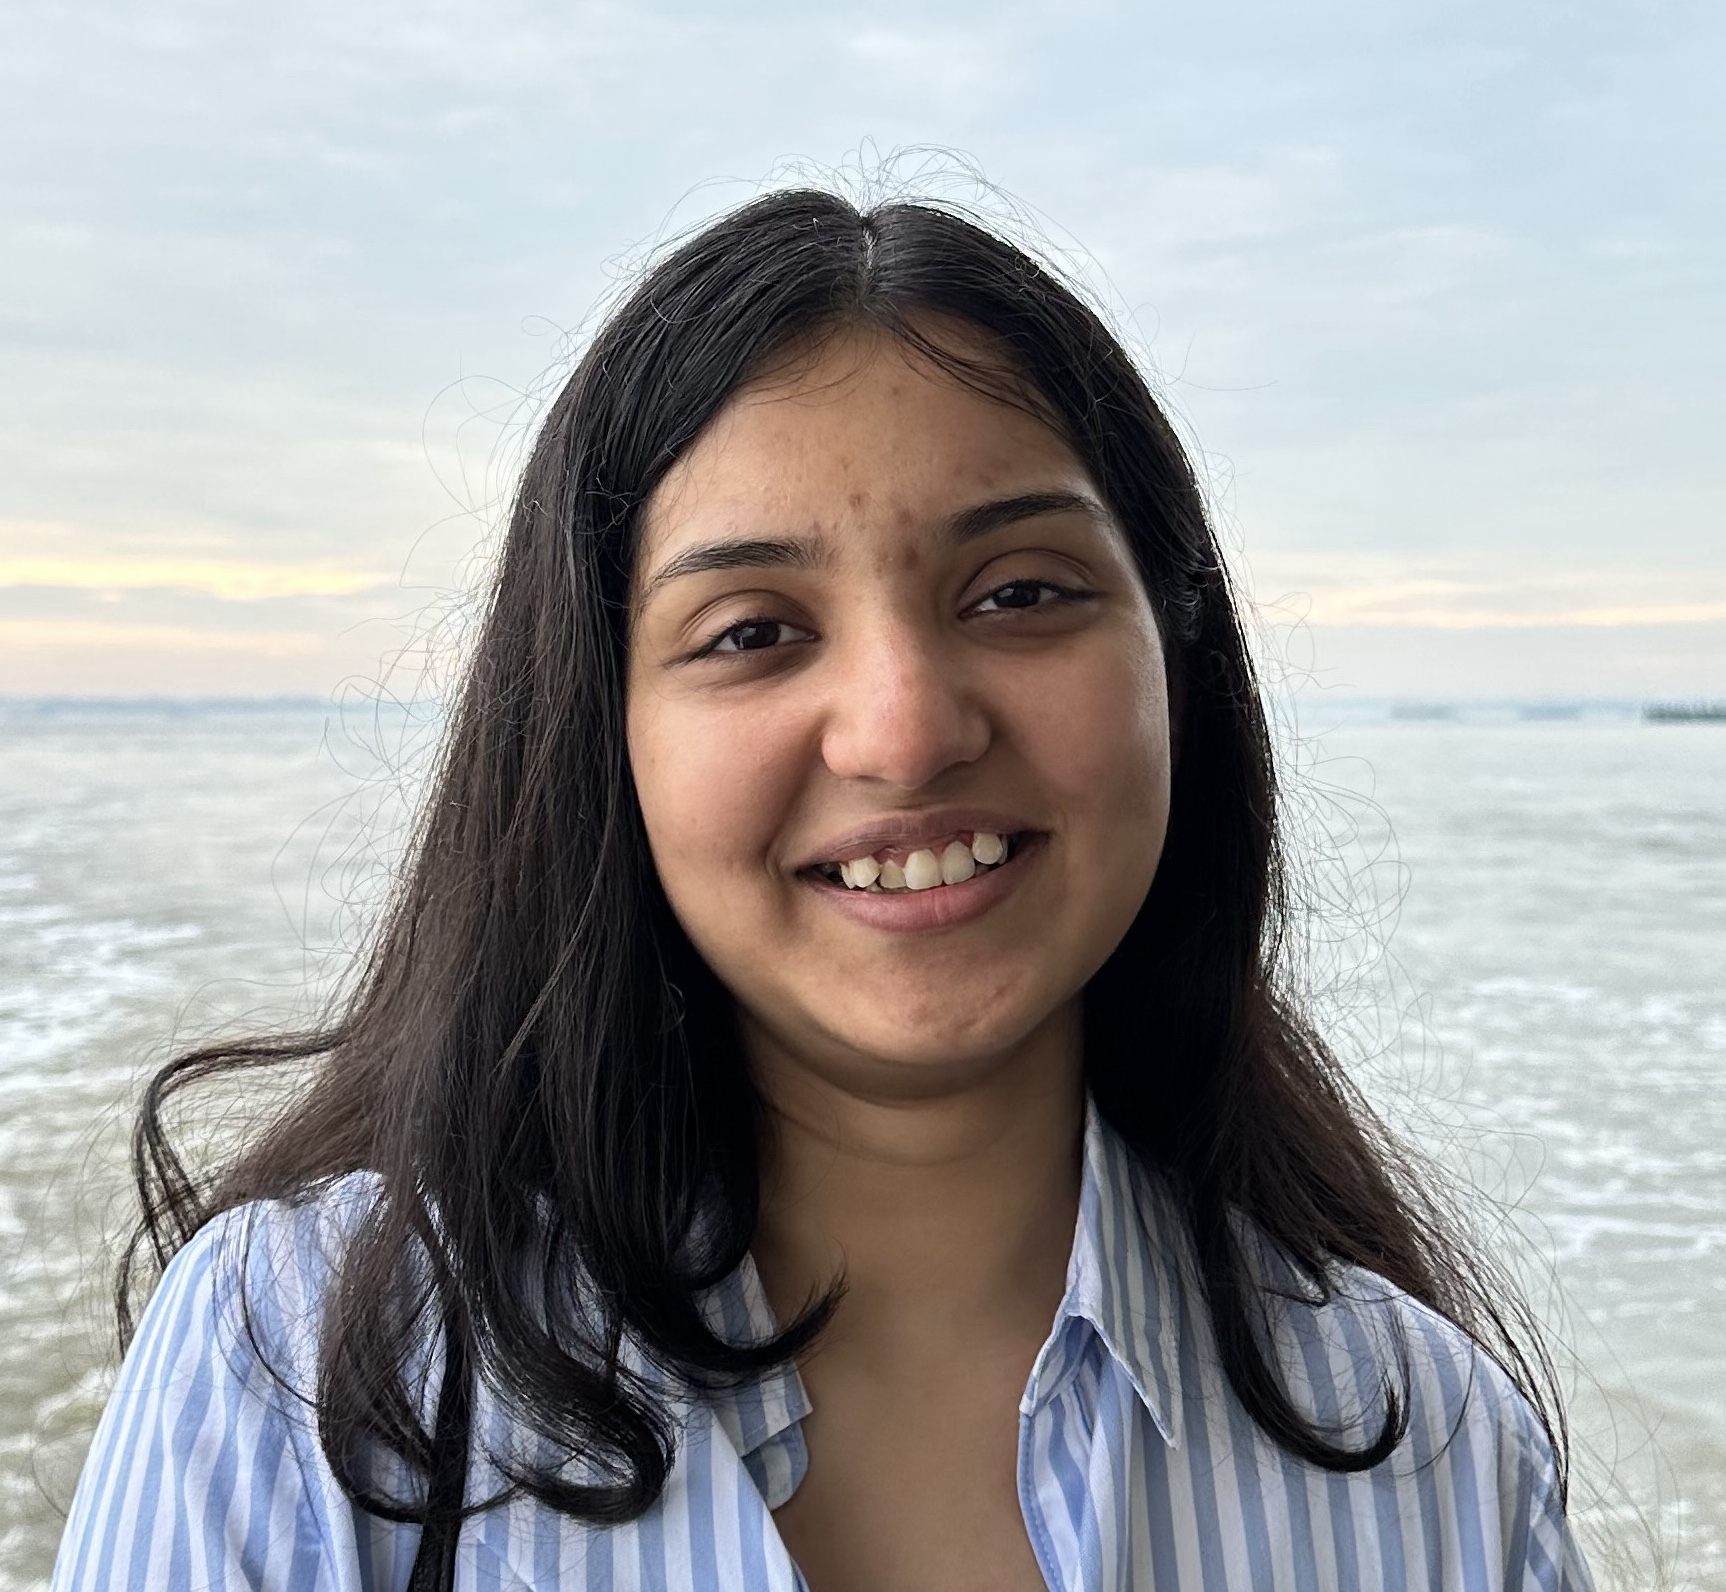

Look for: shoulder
[1257,1245,1583,1554]
[81,1173,380,1401]
[1072,1133,1593,1586]
[1211,1221,1593,1587]
[1107,1132,1561,1484]
[51,1175,392,1592]
[1112,1142,1571,1506]
[1308,1268,1596,1586]
[1236,1225,1552,1462]
[1317,1259,1552,1464]
[174,1172,388,1387]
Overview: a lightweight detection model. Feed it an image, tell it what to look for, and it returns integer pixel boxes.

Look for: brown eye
[705,618,814,656]
[973,579,1083,614]
[729,622,782,651]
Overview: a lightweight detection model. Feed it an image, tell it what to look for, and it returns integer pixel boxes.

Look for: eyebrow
[640,536,822,601]
[943,489,1106,543]
[639,489,1107,599]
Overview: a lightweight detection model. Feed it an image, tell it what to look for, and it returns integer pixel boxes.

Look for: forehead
[637,324,1092,566]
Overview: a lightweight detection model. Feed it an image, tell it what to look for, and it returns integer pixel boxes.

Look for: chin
[803,999,1067,1090]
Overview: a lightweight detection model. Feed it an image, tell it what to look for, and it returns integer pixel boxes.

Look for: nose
[819,620,991,790]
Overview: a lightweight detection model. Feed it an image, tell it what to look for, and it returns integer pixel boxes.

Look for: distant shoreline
[4,694,1723,727]
[0,694,333,713]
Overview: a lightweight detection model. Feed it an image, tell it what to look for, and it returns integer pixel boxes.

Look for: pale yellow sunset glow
[0,559,391,601]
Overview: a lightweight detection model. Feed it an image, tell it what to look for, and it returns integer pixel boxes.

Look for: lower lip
[802,836,1044,933]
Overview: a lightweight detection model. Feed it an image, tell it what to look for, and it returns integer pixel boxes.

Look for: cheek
[1031,637,1171,841]
[627,689,805,901]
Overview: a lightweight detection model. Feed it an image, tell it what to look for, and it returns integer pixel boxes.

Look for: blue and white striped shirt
[55,1107,1594,1590]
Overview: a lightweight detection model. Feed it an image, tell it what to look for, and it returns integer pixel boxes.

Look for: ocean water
[1284,703,1726,1590]
[0,698,1721,1588]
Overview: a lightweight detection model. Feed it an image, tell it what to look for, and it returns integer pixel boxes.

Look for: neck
[748,1004,1085,1352]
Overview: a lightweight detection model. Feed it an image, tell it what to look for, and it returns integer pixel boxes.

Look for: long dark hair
[123,188,1562,1526]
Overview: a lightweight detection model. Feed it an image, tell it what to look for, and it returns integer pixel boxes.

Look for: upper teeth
[837,832,1010,892]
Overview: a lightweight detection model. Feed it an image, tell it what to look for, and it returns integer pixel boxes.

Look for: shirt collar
[1025,1099,1187,1448]
[703,1097,1189,1462]
[700,1250,812,1465]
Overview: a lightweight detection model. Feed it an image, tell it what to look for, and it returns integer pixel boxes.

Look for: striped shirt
[54,1106,1594,1590]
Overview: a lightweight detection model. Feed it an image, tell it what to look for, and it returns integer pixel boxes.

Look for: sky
[2,0,1722,700]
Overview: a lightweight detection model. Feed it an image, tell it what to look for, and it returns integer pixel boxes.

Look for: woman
[54,189,1593,1590]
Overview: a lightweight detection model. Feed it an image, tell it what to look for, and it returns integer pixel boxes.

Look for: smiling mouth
[809,830,1025,894]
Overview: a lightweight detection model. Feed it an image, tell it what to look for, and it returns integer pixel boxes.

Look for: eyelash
[687,580,1095,661]
[692,619,813,659]
[969,579,1094,615]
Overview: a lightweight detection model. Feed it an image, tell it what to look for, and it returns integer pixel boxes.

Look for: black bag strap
[408,1317,472,1592]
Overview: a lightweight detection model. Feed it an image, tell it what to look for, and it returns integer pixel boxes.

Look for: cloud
[1289,596,1726,630]
[0,558,393,601]
[0,618,328,654]
[4,0,1723,694]
[1244,555,1726,630]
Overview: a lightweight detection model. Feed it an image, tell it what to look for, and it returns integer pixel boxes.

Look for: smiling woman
[53,192,1594,1591]
[629,330,1170,1086]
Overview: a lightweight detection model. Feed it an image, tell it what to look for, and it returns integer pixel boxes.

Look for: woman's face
[627,325,1171,1098]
